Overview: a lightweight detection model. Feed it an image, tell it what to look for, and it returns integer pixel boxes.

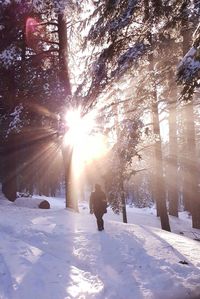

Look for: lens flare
[25,17,43,53]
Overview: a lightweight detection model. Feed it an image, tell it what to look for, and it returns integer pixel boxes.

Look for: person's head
[95,183,101,191]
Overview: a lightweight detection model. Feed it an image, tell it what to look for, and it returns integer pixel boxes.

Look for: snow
[0,191,200,299]
[0,46,19,69]
[177,46,200,83]
[6,104,23,135]
[0,0,11,6]
[112,43,146,78]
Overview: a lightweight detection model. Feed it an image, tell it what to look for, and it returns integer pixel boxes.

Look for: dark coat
[90,189,107,214]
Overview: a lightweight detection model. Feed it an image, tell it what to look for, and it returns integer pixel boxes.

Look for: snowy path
[0,202,200,299]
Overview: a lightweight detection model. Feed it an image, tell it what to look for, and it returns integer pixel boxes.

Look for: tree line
[0,0,200,231]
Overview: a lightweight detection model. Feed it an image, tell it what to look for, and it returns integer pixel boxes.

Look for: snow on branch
[106,0,138,32]
[176,23,200,100]
[6,104,24,136]
[112,42,147,77]
[0,0,11,6]
[0,46,20,69]
[88,0,138,42]
[177,47,200,84]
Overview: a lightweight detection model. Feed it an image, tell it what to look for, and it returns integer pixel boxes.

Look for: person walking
[90,184,107,231]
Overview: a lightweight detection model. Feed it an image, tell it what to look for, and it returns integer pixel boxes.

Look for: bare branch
[26,49,59,59]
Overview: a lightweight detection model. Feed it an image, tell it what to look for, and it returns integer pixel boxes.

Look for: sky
[0,192,200,299]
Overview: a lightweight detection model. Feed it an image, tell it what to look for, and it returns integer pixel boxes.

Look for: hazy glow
[64,108,93,147]
[63,109,108,177]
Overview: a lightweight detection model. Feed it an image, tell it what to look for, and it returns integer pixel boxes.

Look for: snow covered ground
[0,193,200,299]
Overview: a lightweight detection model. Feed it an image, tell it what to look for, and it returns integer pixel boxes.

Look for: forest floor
[0,193,200,299]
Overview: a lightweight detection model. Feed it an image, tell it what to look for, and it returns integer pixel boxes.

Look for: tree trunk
[180,18,200,227]
[180,19,193,212]
[184,102,200,228]
[2,68,17,201]
[58,12,71,96]
[168,104,178,216]
[147,30,171,231]
[58,12,78,211]
[143,0,150,21]
[152,97,171,231]
[167,73,179,217]
[120,176,127,223]
[2,133,17,202]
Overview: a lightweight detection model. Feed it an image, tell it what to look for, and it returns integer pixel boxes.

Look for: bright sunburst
[64,108,93,147]
[63,108,108,176]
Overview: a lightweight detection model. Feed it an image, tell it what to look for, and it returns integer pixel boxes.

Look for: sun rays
[5,101,109,206]
[63,108,109,177]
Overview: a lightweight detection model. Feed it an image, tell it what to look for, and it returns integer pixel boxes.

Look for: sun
[63,108,108,176]
[63,108,95,149]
